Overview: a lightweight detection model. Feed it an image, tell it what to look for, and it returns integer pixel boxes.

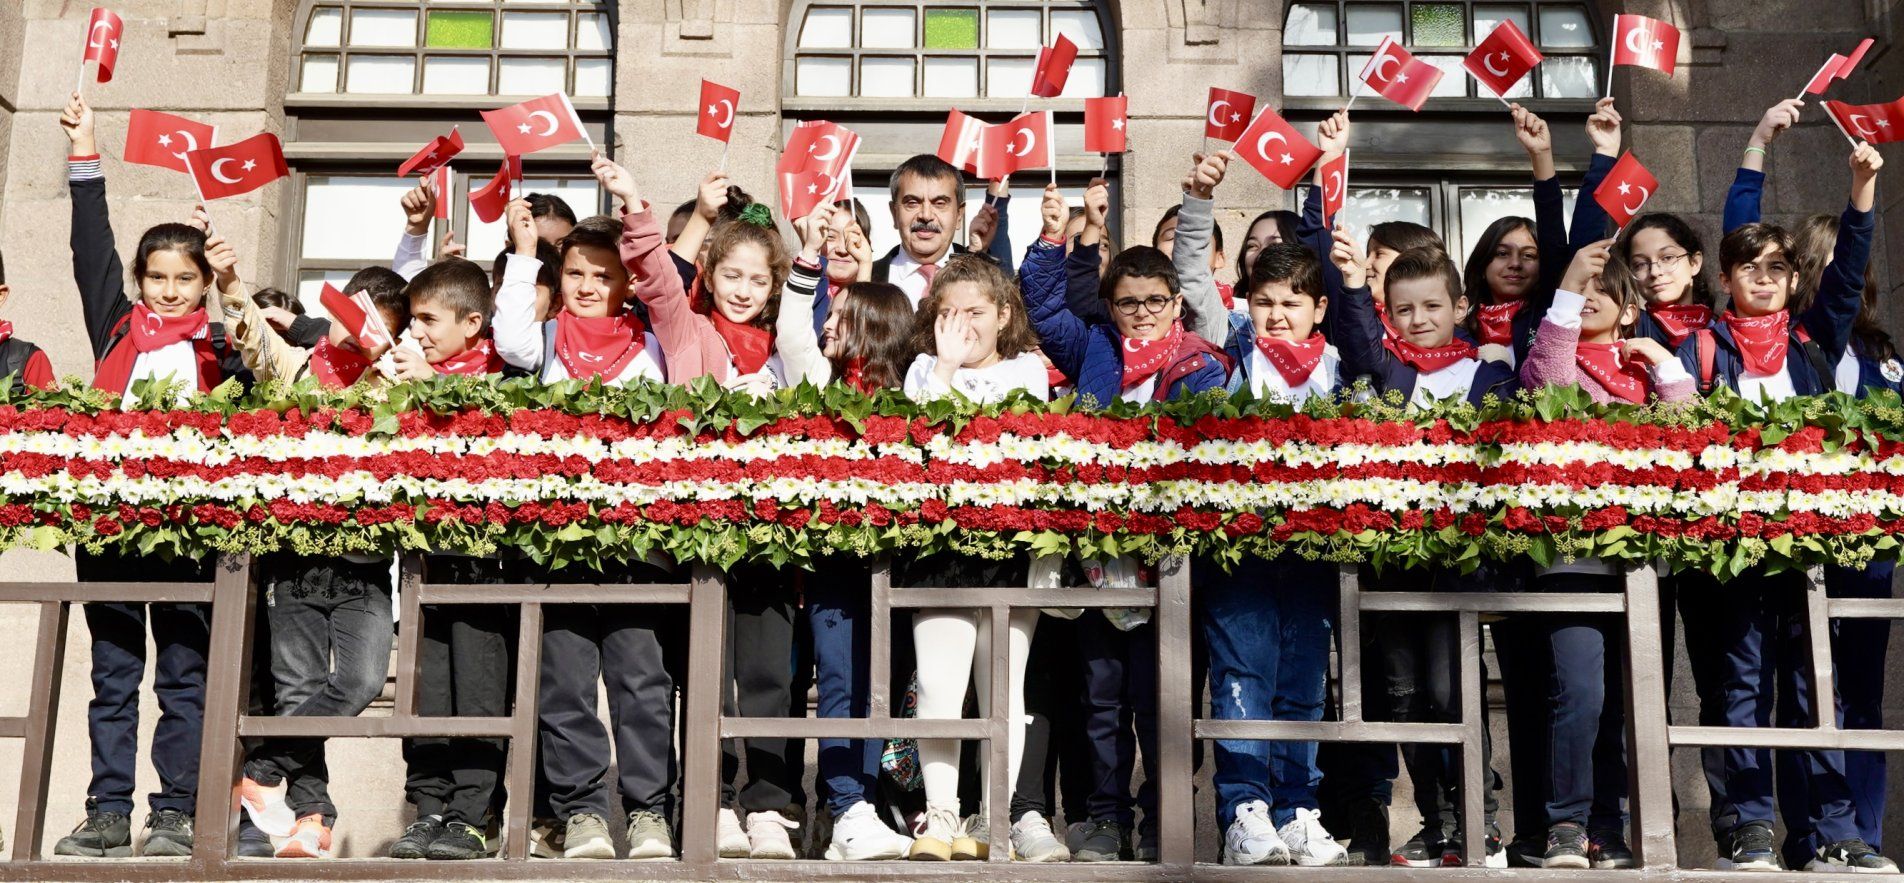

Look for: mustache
[909,220,942,234]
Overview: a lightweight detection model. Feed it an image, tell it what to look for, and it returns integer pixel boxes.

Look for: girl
[640,180,786,395]
[900,256,1048,862]
[1233,209,1302,284]
[1460,104,1571,366]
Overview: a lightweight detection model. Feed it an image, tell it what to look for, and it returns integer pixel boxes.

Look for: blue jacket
[1334,279,1519,405]
[1020,238,1229,406]
[1843,340,1904,399]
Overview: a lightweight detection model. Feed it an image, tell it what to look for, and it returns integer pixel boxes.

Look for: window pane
[298,271,359,317]
[423,56,490,93]
[302,177,417,261]
[426,10,492,48]
[1283,3,1337,46]
[1423,56,1467,97]
[861,8,914,48]
[985,56,1034,98]
[859,57,914,97]
[798,7,852,48]
[1538,4,1595,47]
[796,56,853,96]
[346,55,415,93]
[1284,54,1339,97]
[1541,56,1596,98]
[1458,186,1577,259]
[923,57,978,98]
[305,7,343,47]
[1472,4,1529,38]
[1061,57,1106,98]
[350,9,416,47]
[1410,3,1465,45]
[576,13,611,50]
[1050,9,1104,51]
[300,55,340,92]
[987,8,1042,49]
[923,8,979,50]
[1346,4,1402,45]
[502,12,568,50]
[575,58,611,97]
[498,57,566,93]
[1345,187,1434,235]
[465,178,599,259]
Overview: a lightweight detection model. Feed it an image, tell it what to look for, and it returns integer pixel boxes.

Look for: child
[1233,210,1300,284]
[1153,201,1232,313]
[395,183,574,281]
[223,266,407,389]
[0,249,60,393]
[491,194,663,386]
[901,256,1048,861]
[53,90,243,859]
[1459,104,1571,366]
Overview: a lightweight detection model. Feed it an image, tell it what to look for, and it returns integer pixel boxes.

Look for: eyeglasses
[1629,252,1689,277]
[1109,294,1179,316]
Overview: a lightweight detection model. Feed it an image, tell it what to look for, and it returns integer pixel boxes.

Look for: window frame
[1297,172,1579,263]
[289,0,616,102]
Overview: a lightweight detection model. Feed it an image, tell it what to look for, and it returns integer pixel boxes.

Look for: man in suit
[873,154,971,309]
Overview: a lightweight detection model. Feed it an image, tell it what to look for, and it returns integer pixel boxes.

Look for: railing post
[1155,556,1196,869]
[190,553,254,876]
[1623,563,1678,869]
[500,601,543,860]
[1803,565,1840,732]
[9,600,69,862]
[1457,611,1486,866]
[983,602,1011,862]
[1336,564,1364,724]
[680,565,727,868]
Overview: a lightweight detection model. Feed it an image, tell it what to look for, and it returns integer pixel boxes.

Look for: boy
[0,249,60,393]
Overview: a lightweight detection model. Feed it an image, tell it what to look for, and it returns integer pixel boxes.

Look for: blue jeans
[808,559,880,819]
[1199,556,1334,827]
[1535,572,1627,831]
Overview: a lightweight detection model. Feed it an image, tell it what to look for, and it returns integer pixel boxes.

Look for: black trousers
[1012,612,1094,824]
[720,566,807,814]
[402,556,516,826]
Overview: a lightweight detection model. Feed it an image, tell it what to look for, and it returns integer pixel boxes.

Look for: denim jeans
[1535,572,1628,831]
[808,558,880,819]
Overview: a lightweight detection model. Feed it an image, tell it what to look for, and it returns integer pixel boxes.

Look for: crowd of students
[14,85,1895,872]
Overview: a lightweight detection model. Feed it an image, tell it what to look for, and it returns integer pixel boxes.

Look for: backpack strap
[1695,328,1717,395]
[1791,323,1834,393]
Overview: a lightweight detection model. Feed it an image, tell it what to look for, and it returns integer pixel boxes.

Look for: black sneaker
[426,822,489,860]
[1588,828,1636,870]
[1807,839,1898,873]
[1717,821,1780,872]
[235,818,273,859]
[54,801,132,858]
[1072,819,1127,862]
[391,815,447,859]
[139,809,194,857]
[1343,799,1389,866]
[1392,824,1446,868]
[1542,822,1589,870]
[1443,824,1506,868]
[1505,836,1546,868]
[1134,824,1159,862]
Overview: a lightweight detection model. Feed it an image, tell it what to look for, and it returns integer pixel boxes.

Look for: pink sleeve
[620,208,732,382]
[1518,318,1583,391]
[1654,376,1697,403]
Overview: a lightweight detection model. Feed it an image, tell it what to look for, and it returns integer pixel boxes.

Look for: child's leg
[727,574,801,815]
[1011,614,1060,823]
[1544,583,1608,831]
[277,563,396,820]
[1492,614,1552,841]
[1589,618,1629,834]
[1711,573,1779,833]
[538,605,612,822]
[808,567,875,820]
[1124,621,1159,841]
[601,607,679,819]
[403,603,455,820]
[1199,557,1279,827]
[82,602,150,816]
[1772,587,1860,855]
[970,607,1038,813]
[1676,572,1737,839]
[913,608,979,811]
[1828,562,1890,848]
[443,604,513,826]
[148,602,211,815]
[1266,566,1334,826]
[1076,611,1136,827]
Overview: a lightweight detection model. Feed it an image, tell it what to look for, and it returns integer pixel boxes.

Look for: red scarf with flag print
[0,320,12,344]
[1475,302,1523,348]
[1720,310,1790,377]
[92,304,219,395]
[1121,321,1186,391]
[711,312,774,376]
[555,312,648,381]
[1575,341,1650,404]
[1648,303,1712,348]
[433,337,505,376]
[1253,333,1327,388]
[1384,336,1477,375]
[307,338,370,389]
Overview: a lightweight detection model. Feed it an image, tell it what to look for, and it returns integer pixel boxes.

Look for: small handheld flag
[482,93,590,156]
[79,7,123,88]
[1592,151,1659,228]
[1465,20,1543,100]
[1233,107,1322,190]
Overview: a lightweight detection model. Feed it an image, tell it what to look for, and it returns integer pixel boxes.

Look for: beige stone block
[616,22,783,116]
[15,17,281,115]
[1627,125,1697,215]
[1705,0,1868,31]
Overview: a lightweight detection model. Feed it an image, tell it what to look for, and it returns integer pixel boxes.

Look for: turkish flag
[937,109,991,174]
[398,128,463,178]
[780,170,831,221]
[1084,95,1128,154]
[981,111,1054,177]
[697,80,741,142]
[428,164,452,220]
[1320,152,1348,227]
[481,93,586,156]
[1360,37,1443,111]
[778,120,861,193]
[124,108,215,174]
[1610,14,1680,77]
[1802,38,1875,95]
[1824,97,1904,145]
[1465,20,1543,97]
[82,8,123,83]
[1592,151,1660,228]
[184,133,289,200]
[1029,34,1079,98]
[1232,107,1321,190]
[469,156,521,223]
[319,283,395,352]
[1205,87,1256,142]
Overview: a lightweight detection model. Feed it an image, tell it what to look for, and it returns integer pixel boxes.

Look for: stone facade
[0,0,1898,862]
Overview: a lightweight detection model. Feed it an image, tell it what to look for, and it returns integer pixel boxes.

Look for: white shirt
[1248,344,1340,404]
[1118,375,1160,403]
[1739,365,1798,403]
[126,341,200,408]
[889,248,953,310]
[1410,358,1482,408]
[393,231,430,282]
[491,253,666,386]
[903,353,1051,404]
[1836,350,1862,395]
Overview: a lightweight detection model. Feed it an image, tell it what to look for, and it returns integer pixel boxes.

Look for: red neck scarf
[0,320,12,344]
[555,312,648,381]
[1216,281,1236,312]
[1253,333,1328,388]
[1475,302,1523,347]
[92,304,217,395]
[1384,336,1477,375]
[1121,321,1185,391]
[1648,303,1713,348]
[1720,311,1790,377]
[433,337,504,376]
[1575,341,1650,404]
[710,312,774,376]
[307,338,370,389]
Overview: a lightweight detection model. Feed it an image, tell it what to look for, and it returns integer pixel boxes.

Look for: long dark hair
[132,223,212,283]
[1236,210,1302,275]
[1612,213,1714,308]
[831,281,914,389]
[1792,213,1894,362]
[1461,215,1535,307]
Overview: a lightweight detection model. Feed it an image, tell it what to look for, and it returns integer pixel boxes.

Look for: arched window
[787,2,1110,103]
[1282,2,1601,101]
[294,0,613,98]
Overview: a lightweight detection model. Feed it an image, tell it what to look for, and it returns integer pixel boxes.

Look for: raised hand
[1185,150,1230,200]
[590,150,639,208]
[61,91,97,157]
[1317,110,1351,159]
[967,203,999,253]
[186,204,211,233]
[401,183,437,236]
[439,230,465,259]
[1750,99,1803,149]
[795,203,835,262]
[1511,103,1553,156]
[1562,237,1614,294]
[1040,183,1067,239]
[933,309,980,372]
[1586,97,1623,157]
[695,169,731,220]
[504,198,538,255]
[1850,141,1884,211]
[1331,226,1368,290]
[1083,179,1110,231]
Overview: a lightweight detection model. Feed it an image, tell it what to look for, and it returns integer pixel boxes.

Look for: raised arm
[1799,143,1883,360]
[1173,153,1231,346]
[670,170,729,267]
[1519,241,1608,391]
[1064,178,1113,326]
[1569,99,1623,247]
[605,155,725,382]
[971,179,1016,274]
[394,182,436,281]
[1724,100,1801,233]
[777,206,835,386]
[1022,187,1091,382]
[60,91,132,359]
[208,231,311,384]
[1327,225,1393,380]
[491,199,547,372]
[1513,104,1569,300]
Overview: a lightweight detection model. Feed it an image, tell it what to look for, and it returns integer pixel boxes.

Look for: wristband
[1744,146,1767,157]
[794,255,821,271]
[1040,233,1066,246]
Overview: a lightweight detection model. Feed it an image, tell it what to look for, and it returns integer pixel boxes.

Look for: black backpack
[0,337,43,395]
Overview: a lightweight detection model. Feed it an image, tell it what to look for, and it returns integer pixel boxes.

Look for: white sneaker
[909,805,962,861]
[745,811,799,859]
[1010,812,1070,862]
[561,813,616,860]
[825,801,912,860]
[953,814,991,861]
[1223,800,1290,866]
[1278,807,1348,867]
[238,776,297,837]
[716,808,750,858]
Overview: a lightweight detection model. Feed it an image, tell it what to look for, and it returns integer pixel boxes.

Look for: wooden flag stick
[719,139,730,173]
[74,60,87,97]
[1823,106,1861,147]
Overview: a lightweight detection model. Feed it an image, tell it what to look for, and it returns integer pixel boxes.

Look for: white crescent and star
[1326,170,1344,202]
[88,19,113,49]
[1482,50,1511,77]
[209,158,243,184]
[1624,26,1652,56]
[1255,131,1289,164]
[528,110,560,137]
[142,311,164,334]
[1371,52,1402,85]
[712,98,735,129]
[1208,99,1232,128]
[1617,181,1650,215]
[810,134,842,161]
[165,129,198,164]
[1111,118,1124,130]
[1010,129,1036,158]
[1848,114,1879,138]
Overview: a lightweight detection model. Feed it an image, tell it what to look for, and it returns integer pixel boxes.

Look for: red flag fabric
[1233,107,1322,190]
[1803,38,1876,95]
[778,120,861,195]
[981,111,1054,178]
[397,128,464,178]
[1592,151,1659,228]
[1029,34,1079,98]
[1320,152,1348,226]
[1610,14,1680,77]
[429,164,452,220]
[82,8,124,83]
[124,108,214,174]
[936,109,991,174]
[469,156,520,223]
[1824,97,1904,144]
[184,133,289,200]
[697,80,741,143]
[1205,87,1257,141]
[1084,95,1128,154]
[318,283,396,352]
[780,170,830,221]
[481,93,586,156]
[1360,37,1443,111]
[1465,20,1543,97]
